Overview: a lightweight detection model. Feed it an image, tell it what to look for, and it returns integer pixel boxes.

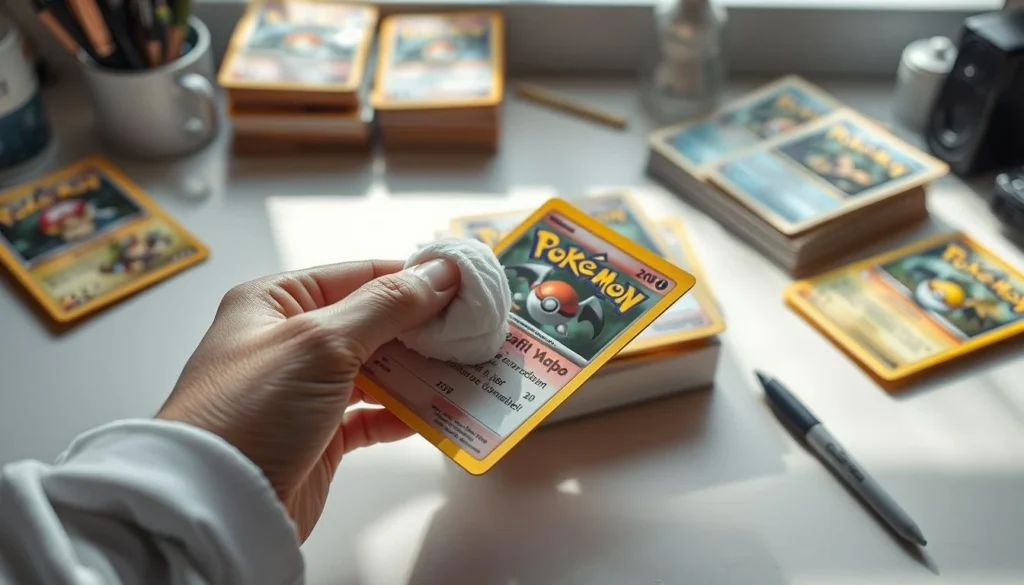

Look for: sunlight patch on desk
[266,188,558,272]
[555,477,582,495]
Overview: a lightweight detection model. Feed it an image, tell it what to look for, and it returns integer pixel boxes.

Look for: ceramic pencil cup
[78,17,218,159]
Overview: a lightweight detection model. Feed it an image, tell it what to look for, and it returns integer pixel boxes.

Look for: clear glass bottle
[642,0,727,123]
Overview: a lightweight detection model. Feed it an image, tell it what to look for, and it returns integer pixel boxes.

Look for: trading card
[371,11,504,110]
[785,233,1024,383]
[450,193,662,252]
[0,157,209,323]
[649,76,842,178]
[218,0,378,93]
[450,194,723,351]
[358,198,695,474]
[646,218,725,345]
[450,208,529,247]
[707,109,948,236]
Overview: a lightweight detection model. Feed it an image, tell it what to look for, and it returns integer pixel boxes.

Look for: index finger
[222,259,406,318]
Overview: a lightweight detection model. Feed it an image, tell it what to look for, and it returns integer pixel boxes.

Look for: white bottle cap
[902,36,958,77]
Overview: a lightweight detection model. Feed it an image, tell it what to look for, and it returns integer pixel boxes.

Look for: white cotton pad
[398,238,512,364]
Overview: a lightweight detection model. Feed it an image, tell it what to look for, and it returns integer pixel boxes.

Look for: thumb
[317,258,461,361]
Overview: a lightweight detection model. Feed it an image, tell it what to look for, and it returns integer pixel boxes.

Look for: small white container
[893,36,958,134]
[0,17,54,185]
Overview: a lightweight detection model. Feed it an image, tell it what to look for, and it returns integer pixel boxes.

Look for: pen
[756,370,928,547]
[99,0,145,69]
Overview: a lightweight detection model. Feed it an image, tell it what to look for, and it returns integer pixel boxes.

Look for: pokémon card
[785,233,1024,384]
[358,198,696,474]
[0,157,208,324]
[371,11,504,109]
[648,76,842,179]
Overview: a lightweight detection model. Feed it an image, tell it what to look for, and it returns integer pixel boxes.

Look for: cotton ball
[398,238,512,364]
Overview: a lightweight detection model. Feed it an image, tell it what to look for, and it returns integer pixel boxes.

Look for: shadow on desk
[228,153,375,197]
[404,494,786,585]
[380,151,502,195]
[475,344,790,499]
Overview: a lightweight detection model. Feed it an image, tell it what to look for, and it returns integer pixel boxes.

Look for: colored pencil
[516,83,629,130]
[166,0,190,62]
[153,0,171,63]
[31,0,80,54]
[133,0,160,66]
[66,0,116,58]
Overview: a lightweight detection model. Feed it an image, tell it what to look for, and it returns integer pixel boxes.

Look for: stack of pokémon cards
[358,198,696,474]
[785,233,1024,389]
[647,76,949,276]
[217,0,379,153]
[371,11,505,151]
[444,192,726,425]
[0,157,208,324]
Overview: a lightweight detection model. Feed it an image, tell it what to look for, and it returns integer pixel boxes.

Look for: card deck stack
[362,198,696,474]
[217,0,379,153]
[444,192,726,424]
[0,157,208,324]
[371,11,504,151]
[785,233,1024,390]
[647,76,949,276]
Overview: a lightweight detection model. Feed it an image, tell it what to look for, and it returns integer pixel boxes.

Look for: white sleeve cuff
[44,419,305,584]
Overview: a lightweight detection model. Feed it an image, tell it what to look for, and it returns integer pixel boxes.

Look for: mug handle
[177,73,217,141]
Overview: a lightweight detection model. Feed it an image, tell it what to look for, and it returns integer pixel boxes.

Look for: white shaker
[893,36,958,134]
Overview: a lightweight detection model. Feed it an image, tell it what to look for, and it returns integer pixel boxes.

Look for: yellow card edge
[370,11,505,111]
[581,192,723,353]
[0,156,210,324]
[359,197,695,475]
[647,75,845,181]
[782,231,1024,381]
[653,217,726,340]
[217,1,379,95]
[705,108,949,237]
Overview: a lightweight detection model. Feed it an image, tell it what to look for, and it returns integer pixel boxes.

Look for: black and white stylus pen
[756,370,927,547]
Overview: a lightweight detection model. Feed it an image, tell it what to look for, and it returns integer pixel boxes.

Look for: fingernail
[409,258,460,292]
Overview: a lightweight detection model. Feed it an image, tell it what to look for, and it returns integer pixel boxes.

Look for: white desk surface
[2,76,1023,585]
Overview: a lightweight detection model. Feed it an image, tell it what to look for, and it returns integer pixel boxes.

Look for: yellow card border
[652,217,726,343]
[647,75,844,181]
[357,197,696,475]
[705,108,949,237]
[217,1,379,95]
[783,231,1024,382]
[0,156,210,324]
[573,192,723,352]
[370,11,505,111]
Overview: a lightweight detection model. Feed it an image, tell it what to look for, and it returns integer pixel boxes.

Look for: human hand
[157,259,461,540]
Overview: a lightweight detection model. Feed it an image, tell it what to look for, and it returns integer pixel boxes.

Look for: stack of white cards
[647,76,948,276]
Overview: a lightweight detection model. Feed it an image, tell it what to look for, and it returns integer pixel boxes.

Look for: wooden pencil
[516,83,628,130]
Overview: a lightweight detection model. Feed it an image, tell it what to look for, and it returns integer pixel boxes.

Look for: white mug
[78,17,218,159]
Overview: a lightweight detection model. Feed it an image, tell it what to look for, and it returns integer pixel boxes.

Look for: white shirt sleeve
[0,419,305,585]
